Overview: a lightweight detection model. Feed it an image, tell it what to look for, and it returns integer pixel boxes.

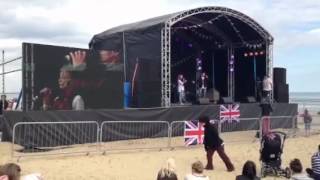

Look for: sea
[290,92,320,113]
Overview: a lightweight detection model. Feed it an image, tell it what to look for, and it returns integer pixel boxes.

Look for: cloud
[0,0,320,93]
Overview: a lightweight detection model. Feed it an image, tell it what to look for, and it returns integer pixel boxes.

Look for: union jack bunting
[220,104,241,123]
[184,120,204,146]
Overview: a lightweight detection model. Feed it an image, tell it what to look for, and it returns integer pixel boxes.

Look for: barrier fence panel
[169,119,256,149]
[169,121,189,148]
[220,118,260,144]
[12,121,99,157]
[170,120,220,149]
[100,121,170,152]
[259,116,295,140]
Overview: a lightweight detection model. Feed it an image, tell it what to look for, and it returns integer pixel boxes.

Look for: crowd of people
[156,145,320,180]
[155,115,320,180]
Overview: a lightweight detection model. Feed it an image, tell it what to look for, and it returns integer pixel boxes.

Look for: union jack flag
[184,120,204,146]
[220,104,241,123]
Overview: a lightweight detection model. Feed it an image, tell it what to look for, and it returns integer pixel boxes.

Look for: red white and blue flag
[220,104,241,123]
[184,120,204,146]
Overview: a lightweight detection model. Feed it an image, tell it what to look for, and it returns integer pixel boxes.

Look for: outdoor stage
[1,103,297,147]
[1,7,296,150]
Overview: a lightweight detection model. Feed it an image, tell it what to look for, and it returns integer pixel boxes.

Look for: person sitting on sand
[289,159,313,180]
[199,116,235,172]
[21,173,43,180]
[157,158,178,180]
[0,175,8,180]
[0,163,43,180]
[0,163,21,180]
[306,144,320,180]
[236,161,260,180]
[184,161,209,180]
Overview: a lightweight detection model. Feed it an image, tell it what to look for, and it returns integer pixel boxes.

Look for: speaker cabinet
[274,84,289,103]
[198,98,210,105]
[273,68,287,85]
[247,96,256,103]
[220,96,233,104]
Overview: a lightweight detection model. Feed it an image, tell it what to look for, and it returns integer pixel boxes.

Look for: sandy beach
[1,131,319,180]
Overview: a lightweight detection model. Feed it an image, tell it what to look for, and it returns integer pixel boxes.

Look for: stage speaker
[220,96,233,104]
[247,96,256,103]
[274,84,289,103]
[198,98,210,105]
[273,68,286,85]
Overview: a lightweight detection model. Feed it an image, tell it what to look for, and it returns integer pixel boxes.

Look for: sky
[0,0,320,94]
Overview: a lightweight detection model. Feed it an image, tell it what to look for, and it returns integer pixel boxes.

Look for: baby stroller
[260,131,291,178]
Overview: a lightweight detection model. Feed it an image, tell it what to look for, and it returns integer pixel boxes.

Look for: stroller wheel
[285,167,291,178]
[260,167,266,178]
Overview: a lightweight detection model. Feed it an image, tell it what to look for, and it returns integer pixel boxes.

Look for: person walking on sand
[198,116,235,172]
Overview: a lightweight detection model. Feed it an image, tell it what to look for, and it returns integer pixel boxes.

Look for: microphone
[32,96,39,102]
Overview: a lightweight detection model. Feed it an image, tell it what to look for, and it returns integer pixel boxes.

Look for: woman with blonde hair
[157,158,178,180]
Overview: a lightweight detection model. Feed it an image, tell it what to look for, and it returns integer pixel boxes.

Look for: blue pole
[123,82,131,108]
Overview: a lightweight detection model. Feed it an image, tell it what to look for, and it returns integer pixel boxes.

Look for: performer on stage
[199,116,235,172]
[198,72,209,98]
[177,74,187,105]
[262,75,273,99]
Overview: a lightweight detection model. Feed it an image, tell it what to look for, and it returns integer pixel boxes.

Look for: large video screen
[22,43,123,111]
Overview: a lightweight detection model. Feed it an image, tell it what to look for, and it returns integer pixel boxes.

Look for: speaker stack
[220,96,233,104]
[198,98,210,105]
[273,67,289,103]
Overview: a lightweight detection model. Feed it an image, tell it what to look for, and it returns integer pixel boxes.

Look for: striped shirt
[290,173,313,180]
[312,152,320,175]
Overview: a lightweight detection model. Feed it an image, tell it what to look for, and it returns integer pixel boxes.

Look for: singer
[177,74,187,105]
[198,72,209,98]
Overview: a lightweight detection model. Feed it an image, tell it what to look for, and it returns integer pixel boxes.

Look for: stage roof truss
[90,6,274,108]
[162,7,273,107]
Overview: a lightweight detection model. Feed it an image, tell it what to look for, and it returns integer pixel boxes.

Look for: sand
[1,130,320,180]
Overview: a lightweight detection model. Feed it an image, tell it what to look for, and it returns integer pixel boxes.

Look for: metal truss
[161,6,274,107]
[227,47,235,100]
[161,24,171,107]
[266,42,274,101]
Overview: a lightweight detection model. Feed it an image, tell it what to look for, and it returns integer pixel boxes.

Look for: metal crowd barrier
[100,121,170,152]
[11,116,303,158]
[295,114,320,136]
[12,121,99,158]
[169,121,187,148]
[220,118,260,144]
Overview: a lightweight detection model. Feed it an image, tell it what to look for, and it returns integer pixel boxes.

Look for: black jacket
[236,175,260,180]
[260,103,273,116]
[203,122,223,149]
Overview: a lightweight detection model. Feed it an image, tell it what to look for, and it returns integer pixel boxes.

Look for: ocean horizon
[290,92,320,113]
